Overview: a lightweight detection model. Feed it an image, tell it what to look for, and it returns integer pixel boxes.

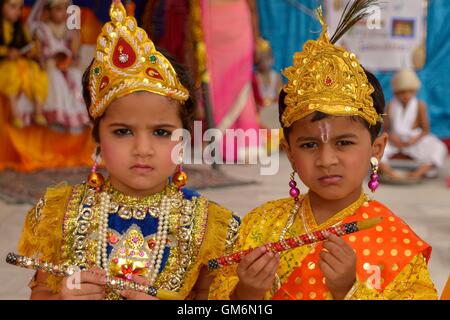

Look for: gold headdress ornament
[88,0,189,119]
[281,1,382,128]
[257,38,272,54]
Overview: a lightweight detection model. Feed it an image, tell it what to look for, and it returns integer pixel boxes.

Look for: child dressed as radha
[209,2,437,300]
[0,0,48,128]
[17,0,240,300]
[28,0,88,132]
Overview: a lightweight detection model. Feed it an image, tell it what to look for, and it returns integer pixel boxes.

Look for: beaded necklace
[280,192,370,241]
[95,182,178,285]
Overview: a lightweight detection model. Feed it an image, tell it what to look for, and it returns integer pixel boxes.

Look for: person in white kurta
[28,0,89,133]
[380,69,447,179]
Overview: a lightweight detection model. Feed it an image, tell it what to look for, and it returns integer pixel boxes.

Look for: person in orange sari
[209,5,438,300]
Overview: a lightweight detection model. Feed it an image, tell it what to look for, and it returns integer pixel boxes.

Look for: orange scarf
[272,200,431,300]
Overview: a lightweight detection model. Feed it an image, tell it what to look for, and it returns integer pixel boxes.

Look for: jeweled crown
[281,7,381,127]
[88,1,189,119]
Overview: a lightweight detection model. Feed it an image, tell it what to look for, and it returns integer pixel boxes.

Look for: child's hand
[120,275,158,300]
[59,267,106,300]
[7,48,20,60]
[406,136,421,147]
[234,246,280,300]
[319,232,356,300]
[390,134,408,149]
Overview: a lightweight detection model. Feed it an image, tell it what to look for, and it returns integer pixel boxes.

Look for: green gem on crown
[149,55,157,63]
[93,67,101,76]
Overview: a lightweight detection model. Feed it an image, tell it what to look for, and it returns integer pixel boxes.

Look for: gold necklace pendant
[104,182,181,220]
[109,202,161,220]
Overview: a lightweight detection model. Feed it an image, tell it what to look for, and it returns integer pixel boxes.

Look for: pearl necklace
[147,196,170,285]
[96,191,171,285]
[97,192,111,277]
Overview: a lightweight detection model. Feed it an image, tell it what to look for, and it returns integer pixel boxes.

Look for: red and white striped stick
[208,217,382,270]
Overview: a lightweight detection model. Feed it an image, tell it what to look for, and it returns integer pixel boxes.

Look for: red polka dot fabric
[272,201,431,300]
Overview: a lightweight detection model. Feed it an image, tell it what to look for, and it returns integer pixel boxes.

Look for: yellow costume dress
[210,4,437,300]
[0,20,48,120]
[17,1,240,300]
[18,181,240,300]
[209,193,437,300]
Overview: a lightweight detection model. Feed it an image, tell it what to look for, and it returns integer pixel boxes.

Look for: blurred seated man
[380,69,447,181]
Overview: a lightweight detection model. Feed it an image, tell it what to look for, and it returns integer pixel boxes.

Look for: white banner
[325,0,427,71]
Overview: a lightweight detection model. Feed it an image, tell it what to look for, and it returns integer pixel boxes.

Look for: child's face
[2,1,23,23]
[395,90,416,106]
[283,115,387,201]
[98,92,183,197]
[49,4,68,24]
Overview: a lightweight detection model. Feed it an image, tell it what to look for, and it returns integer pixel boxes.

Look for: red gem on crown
[100,76,109,91]
[146,68,164,81]
[112,38,136,68]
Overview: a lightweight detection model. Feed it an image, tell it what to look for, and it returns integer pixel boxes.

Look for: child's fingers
[245,251,275,277]
[323,240,347,263]
[88,267,106,276]
[262,255,280,283]
[79,271,107,286]
[239,246,267,272]
[132,275,151,286]
[326,233,354,255]
[318,259,335,279]
[257,253,279,280]
[121,290,138,300]
[319,249,341,272]
[121,289,156,300]
[72,283,105,296]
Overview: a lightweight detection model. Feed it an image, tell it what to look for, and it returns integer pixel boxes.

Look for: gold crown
[88,1,189,119]
[281,8,381,128]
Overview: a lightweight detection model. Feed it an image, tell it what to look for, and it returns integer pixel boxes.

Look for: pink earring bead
[290,187,300,198]
[368,174,379,193]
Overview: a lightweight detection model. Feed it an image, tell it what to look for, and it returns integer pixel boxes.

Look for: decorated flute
[5,252,161,297]
[208,217,382,270]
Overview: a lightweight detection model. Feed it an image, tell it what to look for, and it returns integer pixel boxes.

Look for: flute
[208,217,382,270]
[5,252,176,299]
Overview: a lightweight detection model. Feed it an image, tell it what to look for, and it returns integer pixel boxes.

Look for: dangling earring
[88,146,105,190]
[368,157,379,193]
[289,171,300,200]
[172,152,188,189]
